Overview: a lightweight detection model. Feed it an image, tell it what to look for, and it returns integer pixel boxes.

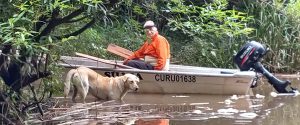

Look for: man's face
[145,28,155,38]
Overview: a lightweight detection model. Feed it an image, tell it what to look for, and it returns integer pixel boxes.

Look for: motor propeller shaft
[253,62,296,93]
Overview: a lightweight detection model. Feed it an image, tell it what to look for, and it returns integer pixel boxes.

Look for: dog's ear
[122,75,129,82]
[135,75,140,82]
[123,74,140,82]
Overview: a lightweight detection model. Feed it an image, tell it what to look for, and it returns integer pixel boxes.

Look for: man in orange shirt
[124,20,170,70]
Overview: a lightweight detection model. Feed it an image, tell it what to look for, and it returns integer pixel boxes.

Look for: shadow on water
[24,76,300,125]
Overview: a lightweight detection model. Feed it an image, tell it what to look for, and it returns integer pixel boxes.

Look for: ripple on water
[239,112,258,119]
[217,108,239,115]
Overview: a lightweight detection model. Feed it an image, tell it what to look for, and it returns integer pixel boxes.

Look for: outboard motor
[234,41,297,93]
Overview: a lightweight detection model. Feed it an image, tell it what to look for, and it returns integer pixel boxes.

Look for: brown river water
[25,76,300,125]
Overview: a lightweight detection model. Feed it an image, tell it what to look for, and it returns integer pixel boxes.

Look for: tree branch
[34,7,85,42]
[65,16,88,23]
[0,113,13,125]
[55,18,95,40]
[59,6,85,23]
[34,8,60,42]
[34,15,48,33]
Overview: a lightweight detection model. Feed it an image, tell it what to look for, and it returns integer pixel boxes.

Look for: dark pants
[126,59,154,70]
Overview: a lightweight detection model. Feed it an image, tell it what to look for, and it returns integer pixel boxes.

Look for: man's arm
[154,37,169,70]
[128,42,147,60]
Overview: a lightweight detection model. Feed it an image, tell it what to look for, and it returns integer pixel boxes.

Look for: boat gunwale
[58,63,256,78]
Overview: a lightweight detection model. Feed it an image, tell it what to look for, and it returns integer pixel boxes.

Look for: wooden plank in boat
[75,52,135,69]
[107,43,133,59]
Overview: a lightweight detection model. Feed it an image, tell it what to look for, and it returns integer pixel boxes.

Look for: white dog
[64,66,139,103]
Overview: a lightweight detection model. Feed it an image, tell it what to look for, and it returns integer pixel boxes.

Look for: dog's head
[123,73,140,91]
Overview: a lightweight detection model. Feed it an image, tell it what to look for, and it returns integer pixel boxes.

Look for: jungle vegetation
[1,0,300,124]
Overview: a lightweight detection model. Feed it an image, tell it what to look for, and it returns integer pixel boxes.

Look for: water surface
[26,76,300,125]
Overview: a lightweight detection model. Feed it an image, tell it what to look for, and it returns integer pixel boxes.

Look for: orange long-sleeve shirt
[128,33,170,70]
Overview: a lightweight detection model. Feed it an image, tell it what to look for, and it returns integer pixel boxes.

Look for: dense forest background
[1,0,300,123]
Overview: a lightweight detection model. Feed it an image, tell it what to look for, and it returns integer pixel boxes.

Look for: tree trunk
[0,45,50,92]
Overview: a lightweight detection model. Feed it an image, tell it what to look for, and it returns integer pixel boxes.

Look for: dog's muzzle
[134,88,139,91]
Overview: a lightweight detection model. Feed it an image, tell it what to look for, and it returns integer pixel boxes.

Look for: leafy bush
[166,0,253,68]
[246,0,300,73]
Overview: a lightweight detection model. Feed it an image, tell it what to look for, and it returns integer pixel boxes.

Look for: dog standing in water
[64,66,140,103]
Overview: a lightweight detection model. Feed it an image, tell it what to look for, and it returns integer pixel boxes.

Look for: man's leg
[126,60,154,70]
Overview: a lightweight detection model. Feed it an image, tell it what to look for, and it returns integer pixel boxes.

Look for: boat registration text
[155,74,196,83]
[103,72,196,83]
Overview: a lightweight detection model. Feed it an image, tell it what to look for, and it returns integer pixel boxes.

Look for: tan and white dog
[64,66,140,103]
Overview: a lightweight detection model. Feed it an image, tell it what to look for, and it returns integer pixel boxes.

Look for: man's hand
[123,59,129,65]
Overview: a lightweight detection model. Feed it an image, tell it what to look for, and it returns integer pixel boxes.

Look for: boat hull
[59,56,256,95]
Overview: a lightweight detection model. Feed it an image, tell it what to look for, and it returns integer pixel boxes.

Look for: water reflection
[25,77,300,125]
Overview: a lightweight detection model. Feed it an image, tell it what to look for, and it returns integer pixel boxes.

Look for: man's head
[143,20,155,29]
[143,20,158,38]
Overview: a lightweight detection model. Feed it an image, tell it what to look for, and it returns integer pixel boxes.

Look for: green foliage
[164,0,253,68]
[2,0,300,123]
[246,0,300,73]
[0,11,46,57]
[167,0,254,38]
[286,0,300,21]
[59,21,145,60]
[58,28,107,57]
[0,1,15,22]
[174,36,243,68]
[133,5,147,17]
[0,0,120,122]
[0,0,108,52]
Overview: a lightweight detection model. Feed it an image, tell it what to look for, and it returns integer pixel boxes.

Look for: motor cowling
[234,41,267,71]
[234,41,297,93]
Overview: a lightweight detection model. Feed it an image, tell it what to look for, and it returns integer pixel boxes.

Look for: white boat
[59,55,256,95]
